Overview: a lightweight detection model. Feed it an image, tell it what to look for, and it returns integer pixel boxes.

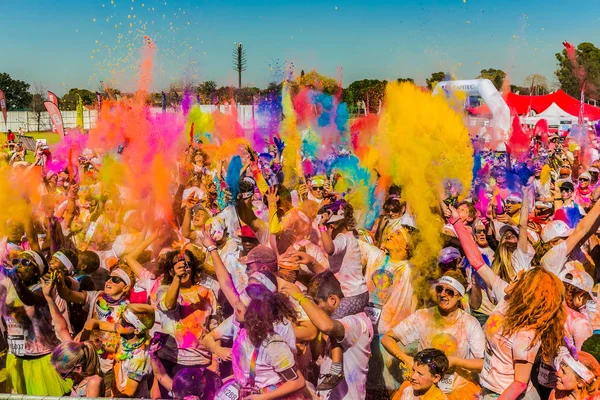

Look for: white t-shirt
[218,239,248,292]
[480,297,540,395]
[511,245,535,274]
[318,312,373,400]
[114,345,152,398]
[213,315,297,354]
[392,307,485,393]
[328,232,367,297]
[232,330,296,389]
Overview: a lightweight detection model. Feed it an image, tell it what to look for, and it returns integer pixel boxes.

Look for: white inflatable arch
[432,79,511,136]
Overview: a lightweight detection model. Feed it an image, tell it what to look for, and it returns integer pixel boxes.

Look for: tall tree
[524,74,549,95]
[61,88,95,111]
[343,79,386,113]
[233,43,247,89]
[478,68,506,90]
[0,73,32,110]
[30,83,46,132]
[555,42,600,98]
[426,71,446,90]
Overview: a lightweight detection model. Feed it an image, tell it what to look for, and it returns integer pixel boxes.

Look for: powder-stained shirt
[232,330,296,389]
[1,279,60,357]
[156,284,217,366]
[392,307,485,394]
[318,312,373,400]
[213,315,296,354]
[479,295,540,395]
[113,344,152,398]
[328,231,367,297]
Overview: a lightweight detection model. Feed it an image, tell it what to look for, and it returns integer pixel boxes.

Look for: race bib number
[438,373,455,393]
[200,276,216,290]
[6,321,26,357]
[84,222,98,243]
[214,381,241,400]
[364,303,383,326]
[537,363,556,387]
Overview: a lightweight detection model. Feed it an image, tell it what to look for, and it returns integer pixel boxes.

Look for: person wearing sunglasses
[451,203,566,400]
[574,172,593,211]
[56,264,135,396]
[382,270,484,400]
[2,250,74,396]
[51,341,103,397]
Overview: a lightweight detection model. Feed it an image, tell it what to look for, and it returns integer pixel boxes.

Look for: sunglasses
[59,363,79,379]
[311,186,324,191]
[505,200,520,205]
[108,275,125,284]
[580,178,590,182]
[119,317,135,329]
[475,229,486,234]
[435,285,457,297]
[560,188,573,192]
[11,258,34,267]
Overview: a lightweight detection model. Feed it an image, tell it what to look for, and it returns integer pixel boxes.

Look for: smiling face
[410,362,440,393]
[49,257,67,275]
[555,363,581,392]
[435,283,461,313]
[7,220,25,243]
[104,273,129,297]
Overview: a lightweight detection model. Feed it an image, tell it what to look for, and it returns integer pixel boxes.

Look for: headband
[240,291,252,306]
[437,276,466,297]
[250,272,277,293]
[112,268,131,286]
[123,210,136,224]
[23,250,45,276]
[53,251,74,273]
[123,309,147,332]
[563,354,596,383]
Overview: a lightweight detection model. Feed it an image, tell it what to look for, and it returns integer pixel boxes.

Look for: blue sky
[2,0,599,95]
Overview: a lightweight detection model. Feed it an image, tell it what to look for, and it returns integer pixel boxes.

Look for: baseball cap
[541,220,573,243]
[237,225,258,240]
[560,264,594,298]
[560,181,575,192]
[438,247,461,264]
[238,245,277,268]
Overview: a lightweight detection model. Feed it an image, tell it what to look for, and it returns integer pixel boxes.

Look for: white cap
[560,262,594,298]
[541,220,573,243]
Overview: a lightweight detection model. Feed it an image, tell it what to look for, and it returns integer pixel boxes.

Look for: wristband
[319,226,328,232]
[206,245,217,253]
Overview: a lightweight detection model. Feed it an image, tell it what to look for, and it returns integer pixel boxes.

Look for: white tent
[521,102,578,126]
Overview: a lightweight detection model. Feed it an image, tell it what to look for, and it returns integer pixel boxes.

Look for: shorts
[481,386,540,400]
[331,291,369,319]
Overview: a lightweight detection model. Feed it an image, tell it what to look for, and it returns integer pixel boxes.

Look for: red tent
[468,89,600,120]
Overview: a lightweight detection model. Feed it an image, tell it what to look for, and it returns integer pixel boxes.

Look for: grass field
[2,131,62,163]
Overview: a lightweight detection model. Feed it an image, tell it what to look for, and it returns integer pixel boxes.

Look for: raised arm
[517,189,530,253]
[124,230,160,279]
[564,198,600,254]
[280,282,345,342]
[41,276,72,341]
[196,230,240,307]
[55,273,87,304]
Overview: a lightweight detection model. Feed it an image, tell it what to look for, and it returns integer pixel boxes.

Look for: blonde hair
[491,238,517,281]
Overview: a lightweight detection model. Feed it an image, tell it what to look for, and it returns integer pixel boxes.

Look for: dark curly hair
[243,283,298,347]
[160,249,206,285]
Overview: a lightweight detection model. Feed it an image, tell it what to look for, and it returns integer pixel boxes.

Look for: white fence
[1,110,98,132]
[1,105,258,133]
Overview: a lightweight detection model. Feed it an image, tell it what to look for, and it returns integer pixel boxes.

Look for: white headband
[23,251,45,276]
[123,309,147,332]
[123,210,136,224]
[563,354,596,383]
[112,268,131,286]
[240,291,252,306]
[53,251,74,273]
[250,272,277,293]
[437,276,466,297]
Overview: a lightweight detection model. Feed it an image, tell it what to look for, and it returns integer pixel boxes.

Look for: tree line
[1,41,598,116]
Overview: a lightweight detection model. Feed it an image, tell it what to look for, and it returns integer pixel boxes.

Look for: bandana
[53,251,74,273]
[437,276,466,297]
[563,354,596,383]
[123,309,147,332]
[250,272,277,293]
[23,250,45,276]
[112,268,131,286]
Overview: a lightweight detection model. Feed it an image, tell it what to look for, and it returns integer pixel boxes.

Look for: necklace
[116,336,146,361]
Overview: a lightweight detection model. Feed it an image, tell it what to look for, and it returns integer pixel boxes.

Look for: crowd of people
[3,116,600,400]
